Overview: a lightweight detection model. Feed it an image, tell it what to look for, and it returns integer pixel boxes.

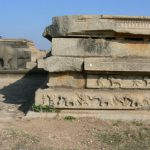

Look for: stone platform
[34,15,150,119]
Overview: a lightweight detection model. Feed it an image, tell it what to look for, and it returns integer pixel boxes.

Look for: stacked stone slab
[37,15,150,110]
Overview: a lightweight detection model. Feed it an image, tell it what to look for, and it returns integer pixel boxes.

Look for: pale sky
[0,0,150,50]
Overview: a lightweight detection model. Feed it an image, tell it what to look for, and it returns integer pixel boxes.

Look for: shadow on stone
[0,68,48,114]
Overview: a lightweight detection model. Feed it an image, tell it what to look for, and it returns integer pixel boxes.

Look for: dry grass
[96,121,150,150]
[0,118,150,150]
[0,128,52,150]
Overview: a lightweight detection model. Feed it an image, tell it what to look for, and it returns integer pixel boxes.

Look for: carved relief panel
[35,89,150,109]
[87,75,150,89]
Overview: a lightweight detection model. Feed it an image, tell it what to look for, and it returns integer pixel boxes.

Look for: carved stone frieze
[35,88,150,109]
[87,75,150,89]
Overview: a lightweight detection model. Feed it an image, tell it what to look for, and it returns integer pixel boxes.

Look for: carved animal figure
[47,95,55,106]
[114,95,133,107]
[57,95,79,107]
[132,79,144,88]
[0,44,17,69]
[97,76,110,88]
[77,94,90,106]
[100,95,114,107]
[108,76,121,88]
[57,96,67,107]
[87,95,113,108]
[144,77,150,87]
[143,97,150,106]
[113,94,141,108]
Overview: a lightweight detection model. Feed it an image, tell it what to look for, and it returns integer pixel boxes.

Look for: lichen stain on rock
[77,38,110,54]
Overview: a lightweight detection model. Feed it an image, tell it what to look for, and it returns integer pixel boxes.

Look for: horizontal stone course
[52,38,150,57]
[47,73,85,88]
[38,56,84,72]
[35,88,150,109]
[84,58,150,72]
[86,75,150,89]
[43,15,150,40]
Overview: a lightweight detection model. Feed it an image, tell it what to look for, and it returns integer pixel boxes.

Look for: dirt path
[0,118,150,150]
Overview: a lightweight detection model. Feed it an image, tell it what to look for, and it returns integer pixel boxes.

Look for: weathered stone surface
[0,38,46,70]
[38,56,83,72]
[0,44,31,69]
[52,38,150,57]
[35,88,150,109]
[84,58,150,72]
[43,15,150,40]
[26,62,37,69]
[0,73,47,89]
[87,75,150,89]
[0,44,18,69]
[18,51,31,69]
[0,38,46,62]
[38,59,45,69]
[47,73,85,88]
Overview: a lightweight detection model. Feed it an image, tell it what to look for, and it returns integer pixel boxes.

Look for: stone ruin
[36,15,150,111]
[0,38,46,70]
[1,15,150,119]
[0,38,46,117]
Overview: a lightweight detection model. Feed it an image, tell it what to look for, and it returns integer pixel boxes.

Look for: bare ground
[0,117,150,150]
